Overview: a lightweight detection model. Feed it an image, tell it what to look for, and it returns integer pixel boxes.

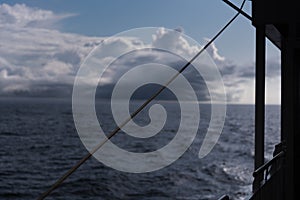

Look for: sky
[0,0,281,104]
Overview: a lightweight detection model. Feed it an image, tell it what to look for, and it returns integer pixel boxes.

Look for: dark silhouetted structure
[250,0,299,199]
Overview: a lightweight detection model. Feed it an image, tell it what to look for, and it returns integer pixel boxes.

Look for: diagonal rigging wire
[37,0,246,199]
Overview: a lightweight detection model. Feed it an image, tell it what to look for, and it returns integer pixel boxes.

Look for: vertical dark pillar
[281,24,296,200]
[253,24,265,191]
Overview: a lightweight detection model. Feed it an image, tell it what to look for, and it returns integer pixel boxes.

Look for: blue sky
[0,0,281,104]
[0,0,254,62]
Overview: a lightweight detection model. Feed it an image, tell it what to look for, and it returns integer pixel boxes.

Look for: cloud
[0,3,75,28]
[204,38,225,63]
[204,40,281,104]
[152,27,200,57]
[0,3,103,96]
[266,56,281,78]
[0,4,208,101]
[94,28,212,101]
[0,4,281,104]
[96,48,210,101]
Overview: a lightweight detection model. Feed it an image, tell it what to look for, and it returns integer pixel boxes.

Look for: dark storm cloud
[219,63,237,77]
[238,65,255,78]
[10,83,73,97]
[0,3,281,103]
[266,58,281,77]
[97,48,210,101]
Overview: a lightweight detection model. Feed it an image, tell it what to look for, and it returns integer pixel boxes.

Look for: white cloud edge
[0,3,281,104]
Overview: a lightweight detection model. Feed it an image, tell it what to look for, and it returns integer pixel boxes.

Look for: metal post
[281,24,296,200]
[253,24,265,191]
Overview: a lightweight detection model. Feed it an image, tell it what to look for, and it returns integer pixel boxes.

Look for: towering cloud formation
[0,3,280,103]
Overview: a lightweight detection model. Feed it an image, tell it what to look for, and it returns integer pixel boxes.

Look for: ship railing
[252,150,285,192]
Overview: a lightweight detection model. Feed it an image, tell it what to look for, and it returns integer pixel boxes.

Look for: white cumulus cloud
[0,3,104,96]
[0,3,74,28]
[0,3,281,104]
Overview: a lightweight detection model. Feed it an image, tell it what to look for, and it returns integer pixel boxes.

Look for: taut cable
[37,1,246,199]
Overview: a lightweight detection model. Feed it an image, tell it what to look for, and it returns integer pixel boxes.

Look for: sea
[0,97,280,200]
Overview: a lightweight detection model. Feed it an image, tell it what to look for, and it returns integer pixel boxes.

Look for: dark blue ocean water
[0,97,280,200]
